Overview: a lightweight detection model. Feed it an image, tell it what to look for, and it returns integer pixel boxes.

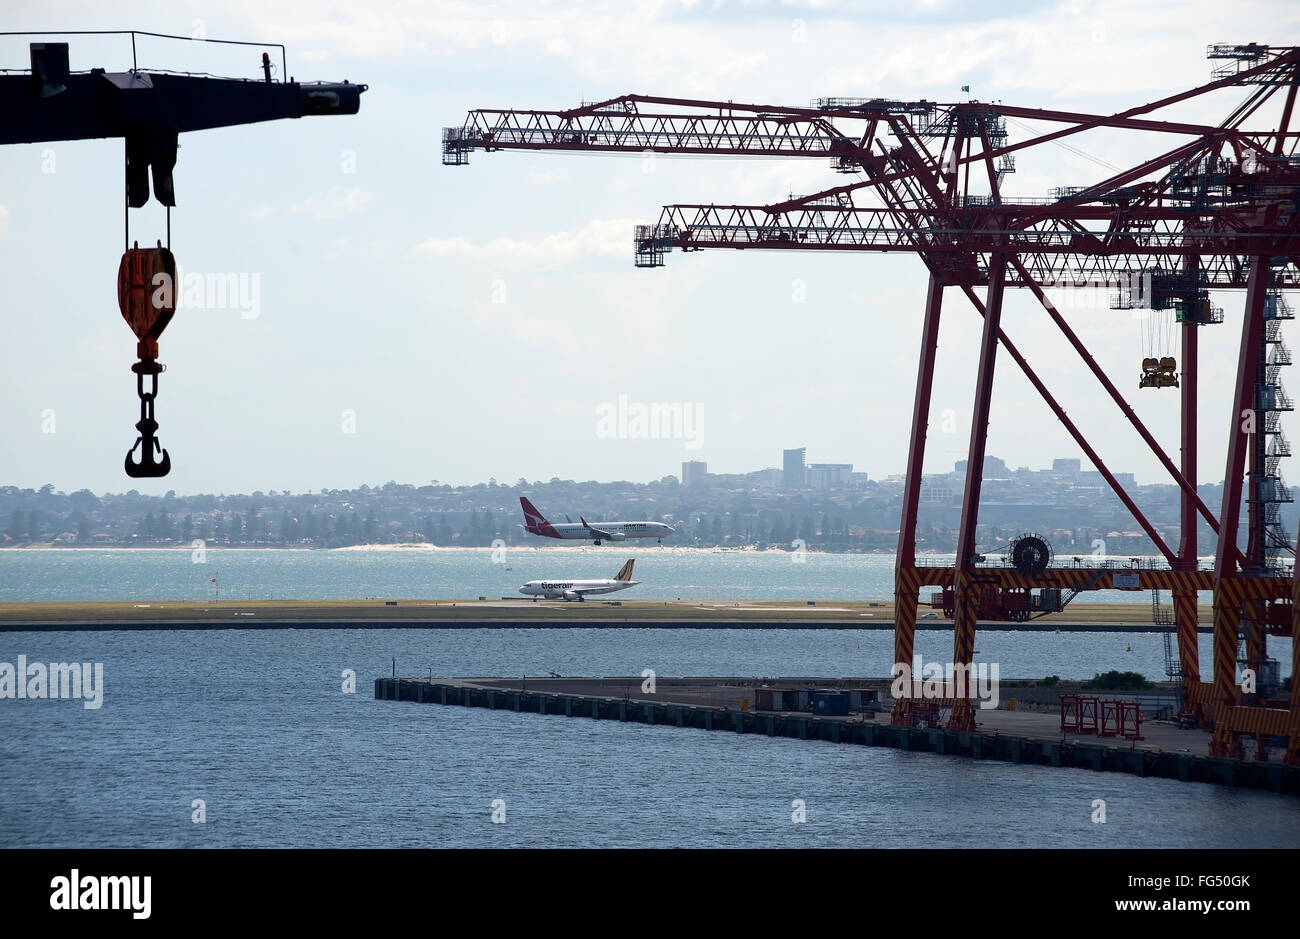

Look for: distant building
[954,455,1009,477]
[1081,470,1135,489]
[808,463,853,489]
[783,448,807,489]
[681,460,708,487]
[1053,458,1082,476]
[920,478,956,504]
[749,467,783,490]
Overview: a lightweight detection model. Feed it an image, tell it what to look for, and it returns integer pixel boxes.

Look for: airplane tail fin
[614,558,635,582]
[520,497,549,529]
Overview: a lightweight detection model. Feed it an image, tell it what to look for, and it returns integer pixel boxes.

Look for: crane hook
[125,434,171,478]
[124,359,170,478]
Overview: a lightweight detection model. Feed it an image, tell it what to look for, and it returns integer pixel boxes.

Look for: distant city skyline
[2,442,1264,557]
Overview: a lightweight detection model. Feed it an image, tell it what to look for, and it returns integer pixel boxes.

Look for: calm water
[1,627,1298,848]
[0,546,1211,605]
[2,550,1296,848]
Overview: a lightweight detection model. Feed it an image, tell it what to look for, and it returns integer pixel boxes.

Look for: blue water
[2,550,1296,848]
[2,628,1298,848]
[0,547,1210,605]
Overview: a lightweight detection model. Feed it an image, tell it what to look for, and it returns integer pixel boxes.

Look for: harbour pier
[376,675,1300,794]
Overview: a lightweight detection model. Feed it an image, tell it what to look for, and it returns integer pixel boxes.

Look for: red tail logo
[520,497,560,537]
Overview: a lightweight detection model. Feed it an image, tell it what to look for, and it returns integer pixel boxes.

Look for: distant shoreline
[0,544,1213,565]
[0,543,917,556]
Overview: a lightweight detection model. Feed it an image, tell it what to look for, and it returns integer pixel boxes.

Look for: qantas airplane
[519,497,674,545]
[519,558,639,601]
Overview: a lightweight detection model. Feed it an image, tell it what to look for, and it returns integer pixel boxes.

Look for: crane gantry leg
[892,273,945,726]
[1176,257,1205,724]
[1288,546,1300,765]
[1210,257,1271,758]
[949,254,1009,733]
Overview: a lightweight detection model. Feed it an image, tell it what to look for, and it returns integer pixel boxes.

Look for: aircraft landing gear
[593,539,601,546]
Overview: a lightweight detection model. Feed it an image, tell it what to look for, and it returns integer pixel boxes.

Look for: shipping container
[810,690,850,716]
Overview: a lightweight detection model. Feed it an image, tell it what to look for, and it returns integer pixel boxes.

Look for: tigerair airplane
[519,497,674,545]
[519,558,639,601]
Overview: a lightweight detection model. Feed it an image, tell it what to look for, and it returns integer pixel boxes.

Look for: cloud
[289,187,372,220]
[526,168,570,186]
[412,217,636,270]
[0,202,7,235]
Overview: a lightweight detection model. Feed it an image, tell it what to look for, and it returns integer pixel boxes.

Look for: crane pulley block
[117,240,176,359]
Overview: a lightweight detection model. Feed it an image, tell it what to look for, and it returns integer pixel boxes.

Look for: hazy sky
[3,0,1298,496]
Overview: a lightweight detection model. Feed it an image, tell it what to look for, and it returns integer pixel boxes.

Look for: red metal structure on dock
[443,43,1300,760]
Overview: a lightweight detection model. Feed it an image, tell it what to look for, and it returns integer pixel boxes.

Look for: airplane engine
[608,532,626,541]
[562,590,581,601]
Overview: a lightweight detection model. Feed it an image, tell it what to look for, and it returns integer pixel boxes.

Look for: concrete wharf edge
[375,677,1300,795]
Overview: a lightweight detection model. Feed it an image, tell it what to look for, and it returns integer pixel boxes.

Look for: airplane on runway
[519,558,639,601]
[520,497,674,545]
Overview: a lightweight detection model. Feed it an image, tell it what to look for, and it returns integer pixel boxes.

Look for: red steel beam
[1179,256,1201,568]
[892,273,946,725]
[458,60,1300,160]
[653,203,1297,276]
[990,103,1259,139]
[949,251,1009,733]
[1287,523,1300,764]
[896,273,946,567]
[1213,258,1270,581]
[1274,80,1299,156]
[1176,255,1204,716]
[1210,257,1271,756]
[962,48,1300,167]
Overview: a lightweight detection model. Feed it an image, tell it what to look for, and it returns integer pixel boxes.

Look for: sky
[2,0,1299,496]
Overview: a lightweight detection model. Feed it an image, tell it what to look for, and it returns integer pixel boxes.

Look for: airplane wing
[580,517,615,539]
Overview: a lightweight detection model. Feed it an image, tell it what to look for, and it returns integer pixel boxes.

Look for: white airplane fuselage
[521,558,639,601]
[520,497,674,545]
[539,521,672,542]
[519,578,638,601]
